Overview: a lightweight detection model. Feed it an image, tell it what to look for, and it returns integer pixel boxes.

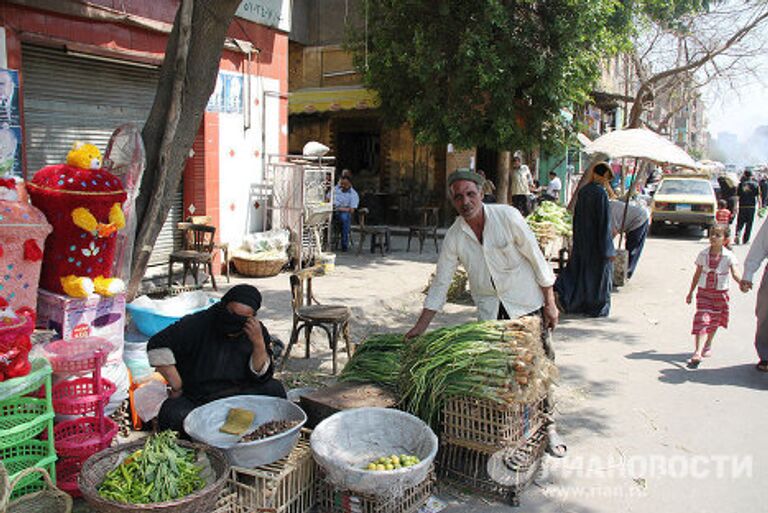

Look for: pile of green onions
[340,321,557,430]
[339,333,405,390]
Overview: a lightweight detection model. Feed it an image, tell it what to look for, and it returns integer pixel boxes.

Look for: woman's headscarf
[221,284,262,312]
[216,284,262,335]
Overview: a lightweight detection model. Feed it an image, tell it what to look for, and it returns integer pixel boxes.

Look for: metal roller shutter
[21,44,182,268]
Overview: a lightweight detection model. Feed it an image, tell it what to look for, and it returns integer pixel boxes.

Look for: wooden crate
[214,429,316,513]
[437,427,547,507]
[441,396,546,453]
[315,469,434,513]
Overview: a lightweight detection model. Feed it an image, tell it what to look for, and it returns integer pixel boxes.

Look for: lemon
[376,464,386,471]
[367,463,377,470]
[385,464,394,471]
[390,456,400,465]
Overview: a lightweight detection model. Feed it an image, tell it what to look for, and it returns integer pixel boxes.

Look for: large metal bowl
[184,395,306,468]
[310,407,438,497]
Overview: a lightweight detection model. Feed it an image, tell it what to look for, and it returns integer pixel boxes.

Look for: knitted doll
[27,143,127,298]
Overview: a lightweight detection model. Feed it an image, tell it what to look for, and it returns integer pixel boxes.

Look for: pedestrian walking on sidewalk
[735,170,760,244]
[740,219,768,372]
[685,225,742,369]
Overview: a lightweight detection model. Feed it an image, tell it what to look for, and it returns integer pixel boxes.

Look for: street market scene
[0,1,768,513]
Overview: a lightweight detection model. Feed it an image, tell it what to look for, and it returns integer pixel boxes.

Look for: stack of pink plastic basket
[42,337,118,496]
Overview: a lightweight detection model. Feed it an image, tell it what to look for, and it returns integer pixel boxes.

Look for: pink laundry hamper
[0,195,52,311]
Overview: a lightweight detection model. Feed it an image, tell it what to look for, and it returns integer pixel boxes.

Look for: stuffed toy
[27,142,127,298]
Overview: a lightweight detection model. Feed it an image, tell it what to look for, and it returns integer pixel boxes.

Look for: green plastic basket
[1,439,58,498]
[0,359,52,402]
[0,396,54,449]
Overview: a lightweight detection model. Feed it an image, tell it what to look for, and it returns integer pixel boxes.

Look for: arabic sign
[236,0,291,32]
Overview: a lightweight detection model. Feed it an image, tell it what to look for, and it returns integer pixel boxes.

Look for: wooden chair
[281,269,352,375]
[407,207,439,253]
[167,223,217,290]
[356,208,391,256]
[187,215,230,283]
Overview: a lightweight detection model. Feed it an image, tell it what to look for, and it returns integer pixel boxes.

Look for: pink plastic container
[0,197,52,311]
[41,337,113,375]
[53,416,118,459]
[51,377,116,415]
[56,456,85,497]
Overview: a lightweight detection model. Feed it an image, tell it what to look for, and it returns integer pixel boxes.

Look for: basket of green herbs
[78,431,228,513]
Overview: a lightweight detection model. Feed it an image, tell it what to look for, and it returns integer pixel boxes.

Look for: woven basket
[4,466,72,513]
[79,440,229,513]
[232,256,286,278]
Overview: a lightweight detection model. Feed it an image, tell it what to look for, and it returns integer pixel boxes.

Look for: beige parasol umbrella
[582,128,699,169]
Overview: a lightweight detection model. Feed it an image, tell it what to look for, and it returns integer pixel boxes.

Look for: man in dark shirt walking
[736,170,760,244]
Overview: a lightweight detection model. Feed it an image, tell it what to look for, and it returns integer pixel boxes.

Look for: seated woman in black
[147,284,286,434]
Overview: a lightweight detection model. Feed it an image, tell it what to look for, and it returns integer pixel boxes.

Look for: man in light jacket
[741,219,768,372]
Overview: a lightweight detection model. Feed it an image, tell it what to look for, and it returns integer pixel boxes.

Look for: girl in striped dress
[685,225,742,368]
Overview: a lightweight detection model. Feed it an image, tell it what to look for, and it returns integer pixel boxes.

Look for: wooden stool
[282,270,353,375]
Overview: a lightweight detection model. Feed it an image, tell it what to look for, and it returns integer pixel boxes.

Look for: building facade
[1,0,289,269]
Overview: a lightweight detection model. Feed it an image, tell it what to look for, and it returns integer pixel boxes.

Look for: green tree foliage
[351,0,632,151]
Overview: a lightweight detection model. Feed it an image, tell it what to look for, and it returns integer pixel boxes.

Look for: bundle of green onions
[339,333,405,390]
[339,320,557,430]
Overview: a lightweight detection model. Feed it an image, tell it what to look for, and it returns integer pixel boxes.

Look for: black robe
[147,304,280,402]
[555,182,615,317]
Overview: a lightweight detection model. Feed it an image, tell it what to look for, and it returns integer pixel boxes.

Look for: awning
[289,86,380,115]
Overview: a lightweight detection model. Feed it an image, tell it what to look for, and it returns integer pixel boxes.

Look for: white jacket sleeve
[744,221,768,282]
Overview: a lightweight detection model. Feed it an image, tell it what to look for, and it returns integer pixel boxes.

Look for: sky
[704,46,768,142]
[705,78,768,142]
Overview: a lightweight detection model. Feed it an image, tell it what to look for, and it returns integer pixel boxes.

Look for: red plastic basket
[53,416,118,459]
[56,455,85,497]
[42,337,112,375]
[51,377,116,415]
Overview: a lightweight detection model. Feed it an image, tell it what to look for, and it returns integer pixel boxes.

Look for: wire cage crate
[315,469,434,513]
[437,426,547,507]
[441,395,547,454]
[213,429,316,513]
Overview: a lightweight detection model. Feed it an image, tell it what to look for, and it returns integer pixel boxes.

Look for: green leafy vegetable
[97,431,205,504]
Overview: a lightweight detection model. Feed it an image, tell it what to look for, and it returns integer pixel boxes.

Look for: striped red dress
[691,250,734,335]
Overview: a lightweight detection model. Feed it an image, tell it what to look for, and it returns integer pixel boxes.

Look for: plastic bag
[241,229,291,254]
[130,291,212,317]
[133,379,168,422]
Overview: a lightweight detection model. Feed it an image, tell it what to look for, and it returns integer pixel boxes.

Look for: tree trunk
[496,151,511,205]
[128,0,242,299]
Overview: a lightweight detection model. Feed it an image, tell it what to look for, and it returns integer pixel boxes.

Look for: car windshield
[657,180,713,196]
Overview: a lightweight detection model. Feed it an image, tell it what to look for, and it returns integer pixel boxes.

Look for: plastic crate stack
[437,395,549,507]
[43,337,118,497]
[0,358,57,501]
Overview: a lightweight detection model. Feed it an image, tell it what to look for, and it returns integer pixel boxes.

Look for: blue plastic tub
[126,298,218,337]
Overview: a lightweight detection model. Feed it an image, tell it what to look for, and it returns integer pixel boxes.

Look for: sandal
[756,361,768,372]
[687,357,702,369]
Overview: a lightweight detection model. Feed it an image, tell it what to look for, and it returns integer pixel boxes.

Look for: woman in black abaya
[147,284,286,434]
[555,162,616,317]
